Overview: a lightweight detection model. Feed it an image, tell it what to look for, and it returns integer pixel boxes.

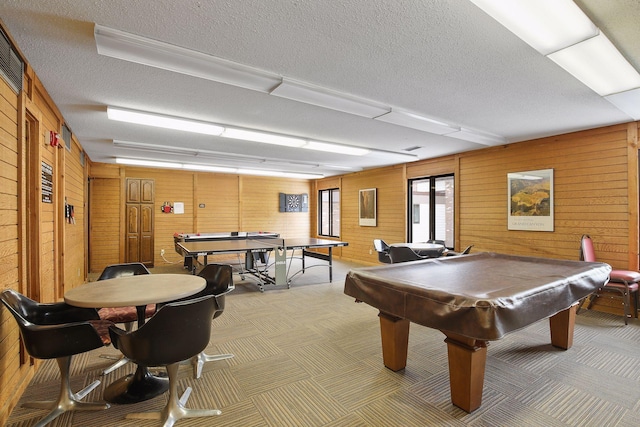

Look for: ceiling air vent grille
[0,28,23,93]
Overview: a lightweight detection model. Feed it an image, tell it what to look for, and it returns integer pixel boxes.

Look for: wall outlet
[369,249,372,255]
[160,249,165,256]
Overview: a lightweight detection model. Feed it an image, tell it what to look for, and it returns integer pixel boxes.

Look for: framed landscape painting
[507,169,553,231]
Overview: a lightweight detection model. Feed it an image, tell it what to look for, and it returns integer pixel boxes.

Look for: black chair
[446,244,474,257]
[109,294,221,426]
[388,246,428,263]
[373,239,391,264]
[189,263,235,378]
[0,289,112,427]
[96,262,154,375]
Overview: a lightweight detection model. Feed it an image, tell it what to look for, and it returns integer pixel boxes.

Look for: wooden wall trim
[119,168,126,263]
[454,154,461,250]
[627,122,639,270]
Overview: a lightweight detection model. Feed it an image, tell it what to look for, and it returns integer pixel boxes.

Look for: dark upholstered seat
[188,264,235,378]
[109,294,221,426]
[388,246,428,263]
[96,262,154,374]
[1,289,111,427]
[373,239,391,264]
[579,234,639,324]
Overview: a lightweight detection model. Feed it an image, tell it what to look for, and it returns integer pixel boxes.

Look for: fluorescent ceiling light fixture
[95,24,279,92]
[182,164,238,173]
[304,141,370,156]
[237,168,322,179]
[113,140,363,171]
[221,128,307,147]
[548,33,640,96]
[374,109,460,135]
[96,25,512,141]
[115,157,322,179]
[323,164,362,171]
[270,79,389,118]
[446,128,506,146]
[113,139,199,156]
[605,88,640,120]
[107,106,225,135]
[468,0,598,56]
[115,158,182,169]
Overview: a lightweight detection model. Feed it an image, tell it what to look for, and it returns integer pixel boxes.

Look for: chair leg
[189,351,234,379]
[100,321,134,375]
[22,356,109,427]
[125,363,221,427]
[622,288,630,325]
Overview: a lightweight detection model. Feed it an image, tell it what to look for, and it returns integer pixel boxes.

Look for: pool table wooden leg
[443,332,488,413]
[549,304,577,350]
[378,312,410,371]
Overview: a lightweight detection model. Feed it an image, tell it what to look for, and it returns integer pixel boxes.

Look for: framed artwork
[359,188,377,226]
[507,169,554,231]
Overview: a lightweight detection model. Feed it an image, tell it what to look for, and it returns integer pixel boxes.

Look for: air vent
[0,28,23,93]
[62,123,72,151]
[403,146,422,152]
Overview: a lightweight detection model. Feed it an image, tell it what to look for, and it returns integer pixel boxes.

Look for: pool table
[344,252,611,412]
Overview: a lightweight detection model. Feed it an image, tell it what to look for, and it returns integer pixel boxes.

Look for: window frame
[407,174,454,248]
[318,188,340,238]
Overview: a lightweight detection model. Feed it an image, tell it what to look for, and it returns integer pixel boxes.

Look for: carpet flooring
[5,257,640,426]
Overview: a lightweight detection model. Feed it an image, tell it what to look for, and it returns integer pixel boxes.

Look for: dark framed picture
[359,188,377,226]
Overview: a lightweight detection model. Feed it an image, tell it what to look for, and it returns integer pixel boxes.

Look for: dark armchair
[96,262,154,375]
[109,294,222,426]
[1,289,111,427]
[373,239,391,264]
[388,246,429,263]
[190,263,235,378]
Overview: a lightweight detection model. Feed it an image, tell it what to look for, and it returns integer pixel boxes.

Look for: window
[318,188,340,237]
[408,175,454,247]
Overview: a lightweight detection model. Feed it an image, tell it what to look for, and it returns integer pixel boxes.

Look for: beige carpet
[6,257,640,426]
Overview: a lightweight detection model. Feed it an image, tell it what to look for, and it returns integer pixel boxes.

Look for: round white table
[65,274,206,404]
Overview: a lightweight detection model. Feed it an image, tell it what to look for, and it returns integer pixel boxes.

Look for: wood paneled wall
[0,57,22,425]
[329,123,639,275]
[315,165,408,264]
[63,135,87,293]
[0,25,94,421]
[88,166,311,270]
[459,123,638,268]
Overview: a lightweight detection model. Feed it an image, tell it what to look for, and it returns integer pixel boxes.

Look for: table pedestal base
[103,365,168,404]
[377,305,577,413]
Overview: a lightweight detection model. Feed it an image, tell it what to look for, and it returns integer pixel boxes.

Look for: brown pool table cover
[344,252,611,340]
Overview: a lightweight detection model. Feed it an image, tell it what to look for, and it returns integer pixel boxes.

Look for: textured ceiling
[1,0,639,177]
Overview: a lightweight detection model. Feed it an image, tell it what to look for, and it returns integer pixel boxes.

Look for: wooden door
[125,178,154,266]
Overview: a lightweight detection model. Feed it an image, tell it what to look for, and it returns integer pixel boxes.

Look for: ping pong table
[173,231,280,271]
[174,237,348,291]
